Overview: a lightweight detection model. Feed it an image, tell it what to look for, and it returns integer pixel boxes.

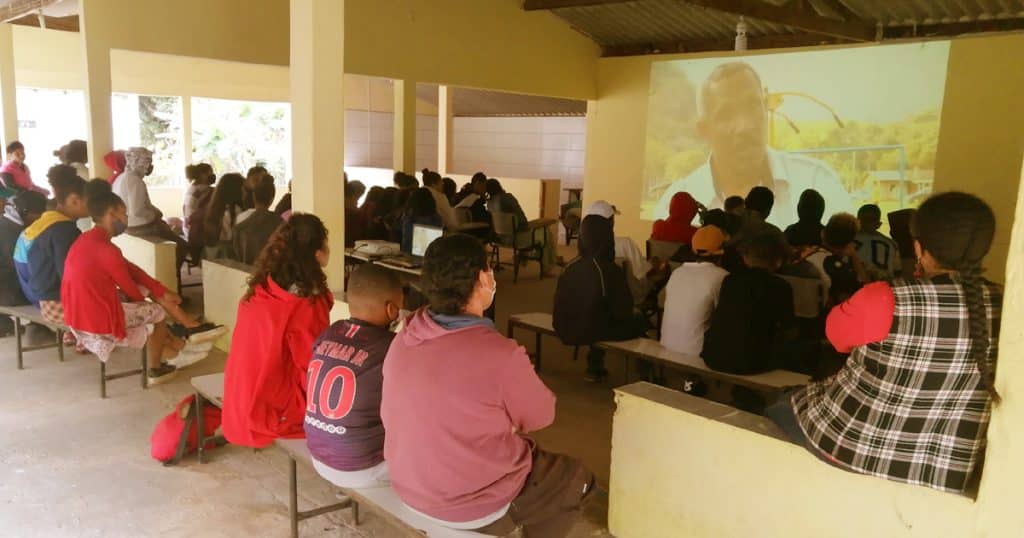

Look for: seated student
[64,139,89,181]
[364,187,399,241]
[651,191,700,243]
[103,150,126,185]
[398,187,443,253]
[306,265,404,488]
[232,180,283,265]
[202,173,245,259]
[182,163,215,235]
[241,166,269,210]
[855,203,902,280]
[724,195,745,216]
[222,214,334,448]
[486,178,556,274]
[1,141,50,196]
[343,180,366,248]
[555,215,648,382]
[734,186,783,244]
[273,180,292,216]
[112,147,187,268]
[888,208,918,277]
[585,200,668,305]
[359,185,384,229]
[62,184,221,383]
[783,189,825,248]
[442,177,458,205]
[382,234,594,536]
[766,192,1001,495]
[422,169,457,229]
[0,192,46,336]
[14,166,88,328]
[702,229,795,375]
[806,213,869,307]
[454,173,491,224]
[660,225,730,356]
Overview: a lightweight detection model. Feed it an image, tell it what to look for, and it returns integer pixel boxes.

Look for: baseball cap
[692,225,727,256]
[583,200,621,219]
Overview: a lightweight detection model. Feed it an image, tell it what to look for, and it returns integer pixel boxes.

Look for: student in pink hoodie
[381,234,595,537]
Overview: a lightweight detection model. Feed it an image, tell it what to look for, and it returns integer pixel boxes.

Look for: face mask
[112,220,128,237]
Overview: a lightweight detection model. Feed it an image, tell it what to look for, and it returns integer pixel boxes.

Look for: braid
[958,262,1000,404]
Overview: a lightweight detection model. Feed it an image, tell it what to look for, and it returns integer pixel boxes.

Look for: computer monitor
[411,224,444,258]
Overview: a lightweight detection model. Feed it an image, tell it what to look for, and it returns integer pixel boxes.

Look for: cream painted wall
[344,0,599,100]
[583,34,1024,280]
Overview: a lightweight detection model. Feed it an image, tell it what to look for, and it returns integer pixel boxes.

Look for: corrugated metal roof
[542,0,1024,54]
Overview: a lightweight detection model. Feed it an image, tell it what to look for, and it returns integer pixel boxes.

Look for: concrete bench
[596,338,810,394]
[189,373,490,537]
[0,304,146,397]
[112,233,179,292]
[610,382,974,537]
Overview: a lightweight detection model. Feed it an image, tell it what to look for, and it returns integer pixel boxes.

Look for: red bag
[150,394,222,462]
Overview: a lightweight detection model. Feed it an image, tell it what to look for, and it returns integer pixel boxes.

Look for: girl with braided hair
[222,213,334,448]
[766,191,1001,495]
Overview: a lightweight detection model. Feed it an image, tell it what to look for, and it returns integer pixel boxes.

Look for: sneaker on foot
[170,323,226,344]
[167,349,209,369]
[183,339,215,353]
[583,370,609,383]
[147,363,178,385]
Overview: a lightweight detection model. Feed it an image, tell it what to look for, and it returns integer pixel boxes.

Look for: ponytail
[958,261,1000,403]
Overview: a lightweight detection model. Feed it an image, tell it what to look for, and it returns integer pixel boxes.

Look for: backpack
[150,394,222,463]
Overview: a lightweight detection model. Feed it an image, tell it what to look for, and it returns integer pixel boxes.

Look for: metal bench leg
[196,391,206,464]
[289,457,299,538]
[535,332,542,372]
[15,317,23,370]
[56,329,65,362]
[624,354,630,385]
[141,347,148,389]
[352,501,360,526]
[99,360,107,399]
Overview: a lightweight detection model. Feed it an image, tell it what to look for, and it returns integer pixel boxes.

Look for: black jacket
[553,215,635,345]
[0,215,27,306]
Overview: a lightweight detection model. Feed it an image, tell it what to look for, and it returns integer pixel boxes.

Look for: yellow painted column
[290,0,346,291]
[0,23,18,150]
[392,78,417,174]
[437,84,454,175]
[79,0,114,178]
[975,158,1024,534]
[181,94,193,164]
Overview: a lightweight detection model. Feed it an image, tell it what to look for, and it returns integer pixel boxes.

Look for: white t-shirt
[660,261,729,356]
[614,236,651,280]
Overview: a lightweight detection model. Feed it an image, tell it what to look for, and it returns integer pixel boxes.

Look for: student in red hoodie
[382,234,595,537]
[651,191,700,243]
[222,213,334,448]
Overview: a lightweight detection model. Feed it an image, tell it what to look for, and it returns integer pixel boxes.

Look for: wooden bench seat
[0,304,66,369]
[188,373,491,537]
[507,312,582,370]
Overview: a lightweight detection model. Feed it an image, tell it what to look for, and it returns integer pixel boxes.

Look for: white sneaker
[167,349,209,369]
[184,340,215,353]
[147,364,178,386]
[186,325,227,344]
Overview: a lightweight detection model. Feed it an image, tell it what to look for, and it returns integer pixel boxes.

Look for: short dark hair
[797,189,825,223]
[485,178,504,196]
[739,229,788,268]
[253,179,277,207]
[87,191,125,221]
[745,186,775,218]
[344,180,365,200]
[421,169,442,188]
[346,264,403,303]
[47,165,86,204]
[857,203,882,223]
[471,172,487,185]
[6,141,23,154]
[822,213,859,248]
[701,208,740,236]
[724,195,745,212]
[12,190,47,220]
[422,234,488,315]
[406,187,437,218]
[65,140,87,163]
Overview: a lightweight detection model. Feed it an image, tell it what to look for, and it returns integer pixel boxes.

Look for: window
[191,97,291,185]
[15,87,87,185]
[112,93,184,187]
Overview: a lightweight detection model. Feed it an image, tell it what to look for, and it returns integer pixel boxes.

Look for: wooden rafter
[522,0,636,10]
[812,0,863,22]
[882,18,1024,39]
[682,0,875,41]
[602,32,839,57]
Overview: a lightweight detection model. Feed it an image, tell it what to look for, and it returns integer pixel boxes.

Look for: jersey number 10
[306,359,358,420]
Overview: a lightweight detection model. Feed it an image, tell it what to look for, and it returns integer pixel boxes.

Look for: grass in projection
[642,41,951,228]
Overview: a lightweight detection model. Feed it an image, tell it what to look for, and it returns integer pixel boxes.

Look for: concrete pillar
[437,85,454,175]
[392,78,416,174]
[79,0,114,177]
[181,94,193,164]
[290,0,346,290]
[0,23,19,150]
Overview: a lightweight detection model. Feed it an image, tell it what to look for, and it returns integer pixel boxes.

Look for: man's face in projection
[697,67,769,165]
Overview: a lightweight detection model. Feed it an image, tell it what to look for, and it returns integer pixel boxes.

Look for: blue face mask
[112,220,128,237]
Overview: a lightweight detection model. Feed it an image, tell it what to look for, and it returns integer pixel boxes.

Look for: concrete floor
[0,248,630,537]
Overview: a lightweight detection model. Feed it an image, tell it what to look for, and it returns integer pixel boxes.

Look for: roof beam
[522,0,636,10]
[602,32,839,57]
[882,18,1024,39]
[813,0,863,22]
[683,0,876,41]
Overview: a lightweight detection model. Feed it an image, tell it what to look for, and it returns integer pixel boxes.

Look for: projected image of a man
[652,62,853,226]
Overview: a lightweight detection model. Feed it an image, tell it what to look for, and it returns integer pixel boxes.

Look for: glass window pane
[15,87,87,185]
[191,97,291,184]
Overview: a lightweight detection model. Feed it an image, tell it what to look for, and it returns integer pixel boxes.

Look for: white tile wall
[343,112,586,189]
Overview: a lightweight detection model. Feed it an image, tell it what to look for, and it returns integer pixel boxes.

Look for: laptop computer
[390,224,444,268]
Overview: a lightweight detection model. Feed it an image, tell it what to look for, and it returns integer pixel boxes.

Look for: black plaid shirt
[793,275,1002,494]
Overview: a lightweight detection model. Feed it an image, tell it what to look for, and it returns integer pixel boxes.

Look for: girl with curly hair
[222,213,334,448]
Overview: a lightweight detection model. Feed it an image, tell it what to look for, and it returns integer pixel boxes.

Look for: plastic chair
[491,210,548,283]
